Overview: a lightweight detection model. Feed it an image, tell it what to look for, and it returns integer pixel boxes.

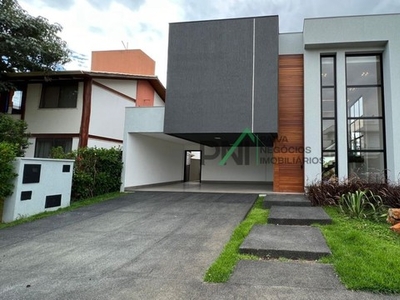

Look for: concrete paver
[268,206,332,225]
[263,193,311,208]
[239,224,332,260]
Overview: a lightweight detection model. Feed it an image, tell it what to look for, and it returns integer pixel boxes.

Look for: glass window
[322,152,336,180]
[322,120,335,150]
[346,54,385,181]
[347,87,382,117]
[348,152,385,181]
[346,55,381,86]
[348,119,384,150]
[11,90,23,111]
[35,138,72,158]
[321,57,335,86]
[322,88,335,118]
[321,56,337,180]
[40,82,78,108]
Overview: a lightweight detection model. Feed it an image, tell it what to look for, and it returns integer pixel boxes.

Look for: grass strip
[204,196,268,283]
[319,206,400,294]
[0,192,123,230]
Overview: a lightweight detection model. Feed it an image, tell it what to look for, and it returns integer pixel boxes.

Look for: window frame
[345,53,387,180]
[320,55,338,180]
[34,137,73,158]
[40,81,79,109]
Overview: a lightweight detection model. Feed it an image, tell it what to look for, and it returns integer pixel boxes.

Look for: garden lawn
[319,206,400,294]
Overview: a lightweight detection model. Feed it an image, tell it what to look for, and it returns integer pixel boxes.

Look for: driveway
[0,192,397,299]
[0,192,256,299]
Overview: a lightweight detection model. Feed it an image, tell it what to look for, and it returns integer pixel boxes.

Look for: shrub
[306,176,400,208]
[0,113,30,157]
[51,146,123,201]
[338,190,387,221]
[0,142,17,200]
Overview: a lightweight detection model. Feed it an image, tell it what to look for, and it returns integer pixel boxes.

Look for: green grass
[0,192,123,230]
[319,206,400,294]
[204,196,268,282]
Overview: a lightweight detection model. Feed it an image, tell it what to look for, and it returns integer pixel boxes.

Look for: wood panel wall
[273,55,304,192]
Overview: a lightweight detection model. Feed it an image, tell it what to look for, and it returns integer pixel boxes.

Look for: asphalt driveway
[0,192,256,299]
[0,192,397,300]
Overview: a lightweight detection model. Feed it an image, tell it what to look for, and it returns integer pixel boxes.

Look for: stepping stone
[229,260,344,290]
[268,206,332,225]
[239,224,331,260]
[264,194,312,209]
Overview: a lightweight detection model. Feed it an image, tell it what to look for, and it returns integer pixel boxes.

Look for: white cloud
[16,0,400,86]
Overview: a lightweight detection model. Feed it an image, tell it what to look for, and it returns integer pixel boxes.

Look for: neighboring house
[1,50,166,158]
[122,14,400,193]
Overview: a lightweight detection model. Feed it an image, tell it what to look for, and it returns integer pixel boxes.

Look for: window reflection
[346,56,381,86]
[346,54,385,181]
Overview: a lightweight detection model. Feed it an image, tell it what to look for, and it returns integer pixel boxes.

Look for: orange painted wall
[136,80,154,107]
[91,49,155,75]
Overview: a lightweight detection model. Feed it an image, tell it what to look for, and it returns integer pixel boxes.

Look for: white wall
[124,106,165,133]
[2,158,74,222]
[87,138,121,149]
[24,83,83,134]
[303,14,400,183]
[89,83,135,141]
[279,32,303,55]
[123,133,184,187]
[153,92,165,106]
[201,146,273,182]
[94,78,137,99]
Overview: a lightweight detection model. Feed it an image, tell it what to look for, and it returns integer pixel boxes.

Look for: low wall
[2,158,74,223]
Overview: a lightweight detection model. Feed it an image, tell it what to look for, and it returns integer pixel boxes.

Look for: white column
[335,51,348,180]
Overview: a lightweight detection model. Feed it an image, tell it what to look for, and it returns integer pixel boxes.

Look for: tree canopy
[0,0,70,85]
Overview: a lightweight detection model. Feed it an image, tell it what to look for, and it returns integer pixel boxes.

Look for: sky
[17,0,400,86]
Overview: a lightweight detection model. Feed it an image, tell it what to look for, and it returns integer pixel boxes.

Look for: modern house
[1,50,165,158]
[122,13,400,193]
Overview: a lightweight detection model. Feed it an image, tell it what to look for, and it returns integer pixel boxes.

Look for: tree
[0,0,71,90]
[0,113,30,157]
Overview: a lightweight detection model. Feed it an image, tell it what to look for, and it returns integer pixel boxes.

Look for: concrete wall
[2,158,74,222]
[123,133,184,187]
[279,32,303,55]
[91,49,155,76]
[89,82,135,141]
[154,92,164,106]
[201,146,273,182]
[24,83,83,134]
[303,14,400,183]
[165,16,278,135]
[94,78,137,99]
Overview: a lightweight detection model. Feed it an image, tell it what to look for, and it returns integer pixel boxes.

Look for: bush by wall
[306,176,400,208]
[0,113,30,157]
[0,142,17,201]
[51,147,123,201]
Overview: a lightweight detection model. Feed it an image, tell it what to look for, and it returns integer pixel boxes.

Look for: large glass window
[321,56,337,180]
[346,55,385,180]
[40,82,78,108]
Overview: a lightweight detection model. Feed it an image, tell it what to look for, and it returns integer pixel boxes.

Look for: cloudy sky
[18,0,400,85]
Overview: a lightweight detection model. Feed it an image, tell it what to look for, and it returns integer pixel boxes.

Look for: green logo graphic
[218,128,259,165]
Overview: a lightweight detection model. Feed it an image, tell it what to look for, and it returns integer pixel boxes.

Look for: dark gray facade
[164,16,278,146]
